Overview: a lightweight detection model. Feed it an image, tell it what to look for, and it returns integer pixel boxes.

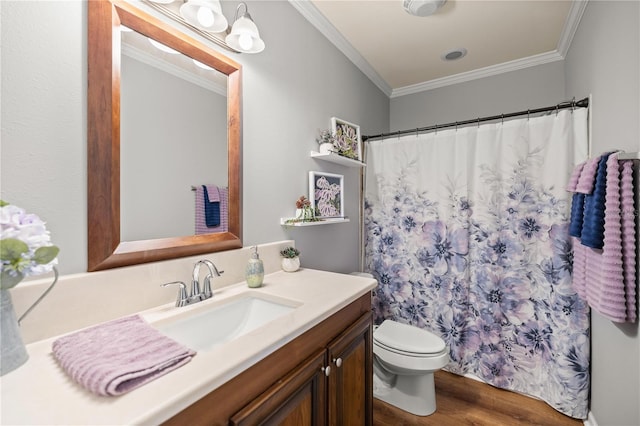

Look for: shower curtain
[364,109,590,418]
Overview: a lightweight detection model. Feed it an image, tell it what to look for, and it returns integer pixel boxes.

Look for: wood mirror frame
[87,0,242,271]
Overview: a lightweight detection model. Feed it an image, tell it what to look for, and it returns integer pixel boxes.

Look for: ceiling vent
[403,0,447,17]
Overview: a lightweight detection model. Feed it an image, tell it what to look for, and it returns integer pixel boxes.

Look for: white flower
[0,201,59,289]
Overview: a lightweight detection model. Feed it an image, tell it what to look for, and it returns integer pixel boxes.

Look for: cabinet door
[230,350,327,426]
[327,312,373,426]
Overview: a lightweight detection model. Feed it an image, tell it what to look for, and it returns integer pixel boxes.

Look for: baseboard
[583,411,598,426]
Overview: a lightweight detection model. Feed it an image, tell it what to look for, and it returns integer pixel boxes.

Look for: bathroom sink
[154,294,299,352]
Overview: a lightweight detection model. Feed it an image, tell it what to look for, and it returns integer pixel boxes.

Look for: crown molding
[288,0,393,97]
[290,0,588,99]
[391,50,564,98]
[557,0,589,57]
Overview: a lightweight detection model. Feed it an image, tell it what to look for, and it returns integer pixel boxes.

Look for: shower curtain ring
[477,117,480,128]
[527,110,530,121]
[455,122,458,131]
[415,128,419,137]
[501,114,504,125]
[556,105,559,116]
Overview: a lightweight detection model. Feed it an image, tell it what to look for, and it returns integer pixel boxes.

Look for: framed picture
[309,171,344,218]
[331,117,362,161]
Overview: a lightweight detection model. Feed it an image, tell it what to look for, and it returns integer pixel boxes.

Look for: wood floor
[373,371,583,426]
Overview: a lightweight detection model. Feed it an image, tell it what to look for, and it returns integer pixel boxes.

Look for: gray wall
[390,61,566,131]
[565,1,639,425]
[390,2,639,425]
[0,0,389,275]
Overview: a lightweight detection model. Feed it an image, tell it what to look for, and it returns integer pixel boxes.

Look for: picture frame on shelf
[309,171,344,219]
[331,117,362,161]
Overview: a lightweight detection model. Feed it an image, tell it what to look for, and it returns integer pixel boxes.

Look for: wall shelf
[280,217,350,227]
[310,151,365,168]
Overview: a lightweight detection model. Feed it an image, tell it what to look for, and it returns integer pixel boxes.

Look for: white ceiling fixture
[403,0,447,17]
[441,48,467,61]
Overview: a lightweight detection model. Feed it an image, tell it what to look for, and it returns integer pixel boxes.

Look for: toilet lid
[374,320,445,354]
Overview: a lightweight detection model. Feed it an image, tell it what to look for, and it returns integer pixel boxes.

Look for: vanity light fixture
[225,3,265,54]
[144,0,265,54]
[179,0,228,33]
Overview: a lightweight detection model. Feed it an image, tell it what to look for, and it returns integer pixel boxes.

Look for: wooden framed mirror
[88,0,242,271]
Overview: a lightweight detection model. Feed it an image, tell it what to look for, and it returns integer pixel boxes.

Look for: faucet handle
[202,274,214,299]
[161,281,189,307]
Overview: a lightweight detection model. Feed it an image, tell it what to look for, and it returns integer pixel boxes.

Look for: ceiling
[290,0,587,98]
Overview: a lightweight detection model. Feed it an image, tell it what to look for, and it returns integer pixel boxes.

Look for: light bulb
[238,33,253,51]
[196,6,215,28]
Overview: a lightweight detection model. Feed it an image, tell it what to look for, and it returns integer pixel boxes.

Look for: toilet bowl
[373,319,449,416]
[349,272,449,416]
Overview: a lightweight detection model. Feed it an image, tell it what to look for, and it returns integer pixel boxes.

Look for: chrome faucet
[161,260,224,307]
[192,259,224,301]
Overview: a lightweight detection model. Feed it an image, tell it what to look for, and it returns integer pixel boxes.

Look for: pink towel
[566,161,585,192]
[575,156,600,194]
[195,185,229,235]
[572,153,637,323]
[620,161,637,321]
[52,315,196,396]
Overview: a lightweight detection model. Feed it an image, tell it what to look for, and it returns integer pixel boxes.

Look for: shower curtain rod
[363,97,589,142]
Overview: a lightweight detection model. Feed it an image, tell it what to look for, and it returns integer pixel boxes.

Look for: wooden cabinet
[327,312,372,425]
[162,293,372,426]
[230,312,372,426]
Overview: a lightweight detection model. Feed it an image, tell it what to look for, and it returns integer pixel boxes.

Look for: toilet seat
[374,320,445,355]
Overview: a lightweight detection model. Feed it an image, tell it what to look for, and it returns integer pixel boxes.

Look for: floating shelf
[310,151,365,168]
[280,217,350,227]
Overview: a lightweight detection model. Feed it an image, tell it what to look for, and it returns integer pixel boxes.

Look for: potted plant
[316,129,335,154]
[0,200,60,375]
[279,246,300,272]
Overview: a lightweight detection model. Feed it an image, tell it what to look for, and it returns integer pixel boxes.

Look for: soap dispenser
[245,246,264,288]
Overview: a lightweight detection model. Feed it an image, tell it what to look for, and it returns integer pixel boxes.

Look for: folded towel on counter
[52,315,196,396]
[202,185,221,227]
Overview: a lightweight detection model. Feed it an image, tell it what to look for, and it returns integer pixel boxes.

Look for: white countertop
[0,269,376,425]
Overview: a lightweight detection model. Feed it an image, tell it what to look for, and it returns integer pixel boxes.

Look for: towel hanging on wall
[568,151,637,323]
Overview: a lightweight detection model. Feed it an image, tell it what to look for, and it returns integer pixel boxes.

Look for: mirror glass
[120,29,228,241]
[87,0,242,271]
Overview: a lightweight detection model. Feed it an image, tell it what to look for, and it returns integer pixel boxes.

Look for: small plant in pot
[279,246,300,272]
[316,129,335,155]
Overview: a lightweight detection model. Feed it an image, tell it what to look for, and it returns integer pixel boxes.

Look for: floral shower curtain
[364,109,590,418]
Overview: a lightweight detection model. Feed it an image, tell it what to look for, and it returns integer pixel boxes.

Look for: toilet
[350,272,449,416]
[373,319,449,416]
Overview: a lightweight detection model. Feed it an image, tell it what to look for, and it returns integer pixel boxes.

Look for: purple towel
[52,315,196,396]
[195,185,229,235]
[566,161,585,192]
[572,153,638,323]
[620,161,637,321]
[575,156,600,194]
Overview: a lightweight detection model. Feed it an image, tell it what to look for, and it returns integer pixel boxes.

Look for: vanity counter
[0,269,376,425]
